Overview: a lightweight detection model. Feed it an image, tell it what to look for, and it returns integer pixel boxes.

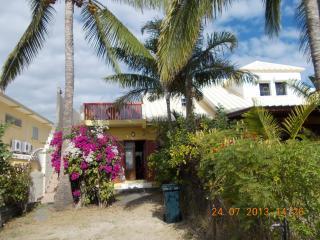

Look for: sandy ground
[0,191,195,240]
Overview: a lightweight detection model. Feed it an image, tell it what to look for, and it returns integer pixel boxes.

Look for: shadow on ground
[115,190,203,240]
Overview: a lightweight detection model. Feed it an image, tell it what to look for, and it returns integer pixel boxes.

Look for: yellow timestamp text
[210,207,305,217]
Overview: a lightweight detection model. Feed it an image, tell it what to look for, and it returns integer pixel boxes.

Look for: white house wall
[241,72,302,99]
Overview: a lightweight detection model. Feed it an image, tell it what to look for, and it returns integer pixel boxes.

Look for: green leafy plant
[244,92,320,141]
[198,137,320,238]
[0,124,31,209]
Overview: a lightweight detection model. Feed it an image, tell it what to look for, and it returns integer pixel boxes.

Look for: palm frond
[205,31,237,53]
[141,19,162,35]
[283,93,320,139]
[296,1,311,59]
[243,107,282,140]
[157,0,212,82]
[105,73,161,90]
[191,59,257,87]
[0,0,55,90]
[185,31,238,73]
[81,4,120,73]
[108,0,171,10]
[81,2,153,73]
[114,88,148,106]
[288,80,315,99]
[112,48,157,76]
[263,0,281,36]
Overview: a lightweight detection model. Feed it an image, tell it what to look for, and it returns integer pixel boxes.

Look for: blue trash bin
[162,184,182,223]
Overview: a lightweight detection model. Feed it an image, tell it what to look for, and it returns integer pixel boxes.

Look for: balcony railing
[84,103,143,120]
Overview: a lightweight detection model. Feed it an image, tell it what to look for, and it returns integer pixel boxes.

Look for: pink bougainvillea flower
[50,125,124,204]
[79,126,87,136]
[50,131,62,147]
[71,172,80,181]
[98,165,105,172]
[105,165,112,173]
[72,190,81,197]
[96,153,102,162]
[105,146,115,161]
[63,159,68,169]
[113,164,121,174]
[80,161,88,170]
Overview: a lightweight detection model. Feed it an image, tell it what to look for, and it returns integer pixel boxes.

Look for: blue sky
[0,0,313,121]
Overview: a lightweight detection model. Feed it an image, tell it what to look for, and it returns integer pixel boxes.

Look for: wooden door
[124,141,136,180]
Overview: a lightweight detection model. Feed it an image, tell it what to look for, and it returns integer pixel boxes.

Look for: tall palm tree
[174,30,256,121]
[105,20,183,122]
[297,0,320,89]
[157,0,320,91]
[0,0,156,209]
[106,20,256,124]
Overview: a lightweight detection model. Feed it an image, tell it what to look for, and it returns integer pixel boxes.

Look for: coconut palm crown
[157,0,320,92]
[105,19,256,121]
[0,0,161,90]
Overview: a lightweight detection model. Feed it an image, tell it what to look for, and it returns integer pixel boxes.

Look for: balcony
[84,103,143,121]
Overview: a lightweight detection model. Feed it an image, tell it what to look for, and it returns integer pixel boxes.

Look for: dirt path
[0,192,194,240]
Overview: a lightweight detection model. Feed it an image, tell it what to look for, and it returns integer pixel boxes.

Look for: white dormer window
[275,82,287,96]
[181,97,186,107]
[259,83,271,96]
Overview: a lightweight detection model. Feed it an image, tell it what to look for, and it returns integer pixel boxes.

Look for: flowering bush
[50,124,123,206]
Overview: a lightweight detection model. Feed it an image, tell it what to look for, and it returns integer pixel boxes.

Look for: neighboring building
[0,92,53,201]
[82,61,316,189]
[83,103,158,189]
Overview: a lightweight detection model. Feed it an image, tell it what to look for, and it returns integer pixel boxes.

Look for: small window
[32,127,39,140]
[275,82,287,96]
[259,83,271,96]
[181,98,186,107]
[5,114,22,127]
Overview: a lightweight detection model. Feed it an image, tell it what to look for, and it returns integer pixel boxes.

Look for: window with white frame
[32,127,39,140]
[259,83,271,96]
[275,82,287,96]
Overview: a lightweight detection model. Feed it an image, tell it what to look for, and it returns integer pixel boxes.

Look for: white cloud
[232,36,313,78]
[0,1,314,122]
[215,0,264,24]
[0,2,157,121]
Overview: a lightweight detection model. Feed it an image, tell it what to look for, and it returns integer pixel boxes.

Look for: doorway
[124,141,145,180]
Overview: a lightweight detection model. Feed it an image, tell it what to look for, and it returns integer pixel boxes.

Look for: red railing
[84,103,143,120]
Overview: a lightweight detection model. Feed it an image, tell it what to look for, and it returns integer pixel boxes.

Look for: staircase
[41,129,58,204]
[41,172,59,203]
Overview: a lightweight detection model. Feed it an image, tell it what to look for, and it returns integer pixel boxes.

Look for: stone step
[41,192,55,204]
[45,173,58,193]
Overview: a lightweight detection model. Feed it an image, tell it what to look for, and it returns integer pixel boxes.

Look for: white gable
[240,61,305,72]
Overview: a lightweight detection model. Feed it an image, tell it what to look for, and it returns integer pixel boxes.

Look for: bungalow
[82,61,313,189]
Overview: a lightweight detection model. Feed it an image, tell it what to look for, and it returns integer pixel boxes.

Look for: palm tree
[157,0,320,91]
[0,0,156,210]
[105,20,182,122]
[174,30,256,122]
[297,0,320,89]
[106,20,256,124]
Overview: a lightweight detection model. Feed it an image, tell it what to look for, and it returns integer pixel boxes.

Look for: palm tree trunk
[185,77,194,127]
[304,0,320,89]
[164,89,172,122]
[54,0,75,210]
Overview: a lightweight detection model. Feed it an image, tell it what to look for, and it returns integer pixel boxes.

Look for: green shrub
[148,112,233,184]
[198,136,320,238]
[0,124,31,209]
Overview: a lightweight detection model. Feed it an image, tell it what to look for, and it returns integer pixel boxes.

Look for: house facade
[0,92,54,201]
[82,61,316,188]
